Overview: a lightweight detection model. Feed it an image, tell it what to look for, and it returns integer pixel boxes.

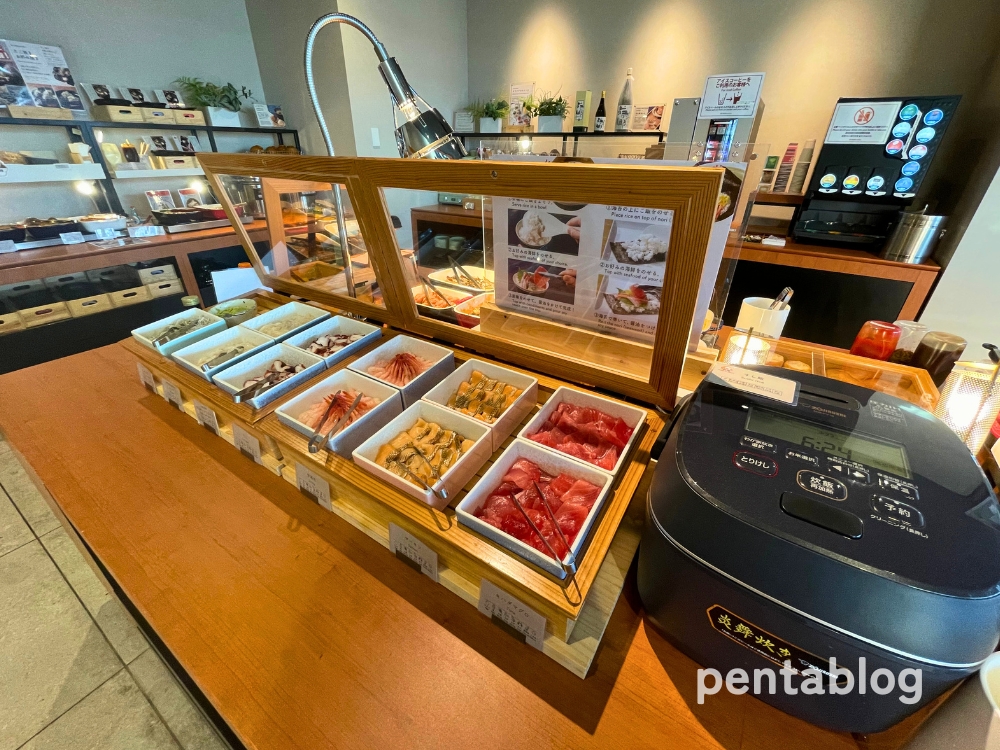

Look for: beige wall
[466,0,1000,258]
[245,0,357,158]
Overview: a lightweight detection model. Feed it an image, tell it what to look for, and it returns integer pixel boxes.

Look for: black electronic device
[793,96,960,249]
[638,367,1000,732]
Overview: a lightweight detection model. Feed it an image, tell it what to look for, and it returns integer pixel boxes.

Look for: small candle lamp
[723,329,773,366]
[934,348,1000,451]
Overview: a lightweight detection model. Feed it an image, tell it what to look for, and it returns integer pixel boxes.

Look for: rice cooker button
[741,436,777,453]
[781,492,863,539]
[871,495,925,528]
[784,448,820,467]
[733,451,778,477]
[878,475,919,500]
[796,470,848,500]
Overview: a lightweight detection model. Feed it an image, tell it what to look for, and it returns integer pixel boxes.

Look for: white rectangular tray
[352,401,491,510]
[275,369,403,458]
[421,358,538,452]
[456,438,613,579]
[348,334,454,408]
[239,300,330,342]
[517,386,646,477]
[171,326,274,381]
[284,315,382,368]
[428,266,495,295]
[212,342,325,410]
[131,308,226,357]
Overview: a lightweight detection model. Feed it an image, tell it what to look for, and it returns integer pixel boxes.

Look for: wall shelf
[111,167,204,179]
[0,162,107,184]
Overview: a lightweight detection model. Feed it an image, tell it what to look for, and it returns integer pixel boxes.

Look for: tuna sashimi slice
[559,479,602,510]
[554,501,589,540]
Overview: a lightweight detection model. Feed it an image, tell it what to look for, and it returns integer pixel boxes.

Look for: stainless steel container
[881,212,947,264]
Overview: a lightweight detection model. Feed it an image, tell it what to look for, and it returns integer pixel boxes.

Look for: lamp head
[378,57,467,159]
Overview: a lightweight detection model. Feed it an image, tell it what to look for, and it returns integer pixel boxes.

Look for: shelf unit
[110,167,204,179]
[0,115,299,215]
[457,129,665,158]
[0,162,107,184]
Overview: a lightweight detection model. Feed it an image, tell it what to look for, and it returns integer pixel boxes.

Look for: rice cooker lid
[669,369,1000,599]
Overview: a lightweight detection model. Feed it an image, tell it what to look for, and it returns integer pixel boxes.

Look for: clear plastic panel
[215,175,384,307]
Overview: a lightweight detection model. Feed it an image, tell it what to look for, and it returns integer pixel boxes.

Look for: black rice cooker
[638,366,1000,733]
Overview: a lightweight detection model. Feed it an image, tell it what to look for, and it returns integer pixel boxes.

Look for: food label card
[478,579,545,650]
[295,462,331,510]
[193,401,219,435]
[59,232,84,245]
[389,523,439,582]
[708,363,799,405]
[136,362,156,392]
[160,379,183,410]
[0,240,16,254]
[232,424,262,465]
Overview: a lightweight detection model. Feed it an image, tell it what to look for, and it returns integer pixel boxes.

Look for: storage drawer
[20,301,71,328]
[138,264,178,284]
[109,286,152,307]
[87,265,142,293]
[67,293,113,318]
[0,311,24,336]
[91,104,144,122]
[141,108,176,124]
[174,109,206,126]
[150,155,198,170]
[146,279,184,298]
[43,272,100,301]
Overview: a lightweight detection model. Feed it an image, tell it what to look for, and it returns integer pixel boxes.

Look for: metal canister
[881,212,947,264]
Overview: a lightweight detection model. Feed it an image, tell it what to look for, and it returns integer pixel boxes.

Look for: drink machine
[792,95,960,249]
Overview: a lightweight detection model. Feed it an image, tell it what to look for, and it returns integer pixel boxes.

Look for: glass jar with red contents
[849,320,901,361]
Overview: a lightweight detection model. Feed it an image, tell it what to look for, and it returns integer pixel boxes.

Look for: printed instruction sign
[389,523,439,582]
[699,73,765,119]
[478,579,545,650]
[824,100,902,144]
[708,363,799,405]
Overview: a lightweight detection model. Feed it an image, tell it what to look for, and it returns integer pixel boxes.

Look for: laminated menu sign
[478,579,545,650]
[824,100,902,145]
[492,197,672,343]
[232,424,262,465]
[0,40,85,112]
[492,155,745,347]
[295,461,331,510]
[193,401,219,435]
[389,522,438,581]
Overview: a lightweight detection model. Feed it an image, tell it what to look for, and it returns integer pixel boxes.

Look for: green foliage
[467,97,510,120]
[173,77,250,112]
[536,93,569,118]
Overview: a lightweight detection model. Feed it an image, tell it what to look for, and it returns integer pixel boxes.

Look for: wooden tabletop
[0,345,929,750]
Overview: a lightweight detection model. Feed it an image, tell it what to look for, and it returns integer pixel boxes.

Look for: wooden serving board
[121,292,663,678]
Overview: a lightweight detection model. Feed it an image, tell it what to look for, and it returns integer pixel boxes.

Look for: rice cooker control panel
[676,368,1000,590]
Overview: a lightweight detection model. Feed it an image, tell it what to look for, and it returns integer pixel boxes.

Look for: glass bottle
[888,320,928,364]
[911,332,967,387]
[594,91,607,132]
[615,68,634,132]
[849,321,901,361]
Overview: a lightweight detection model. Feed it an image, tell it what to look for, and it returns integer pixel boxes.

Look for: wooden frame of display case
[198,153,723,409]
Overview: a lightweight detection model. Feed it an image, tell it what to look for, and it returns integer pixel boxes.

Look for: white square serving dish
[171,326,273,381]
[347,334,454,408]
[352,401,492,510]
[211,342,325,410]
[239,300,330,342]
[131,308,226,356]
[456,438,613,578]
[275,369,403,458]
[284,315,382,368]
[421,358,538,452]
[427,266,496,295]
[517,386,646,477]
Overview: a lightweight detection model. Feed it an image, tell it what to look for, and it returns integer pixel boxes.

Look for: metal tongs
[201,345,246,372]
[507,480,579,580]
[418,275,451,307]
[449,256,484,289]
[307,391,363,453]
[232,370,281,404]
[769,287,794,310]
[151,317,204,346]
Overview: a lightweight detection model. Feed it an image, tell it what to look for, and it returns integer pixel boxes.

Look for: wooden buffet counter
[0,342,950,750]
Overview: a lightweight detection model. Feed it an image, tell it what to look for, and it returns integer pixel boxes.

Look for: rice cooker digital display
[746,408,910,478]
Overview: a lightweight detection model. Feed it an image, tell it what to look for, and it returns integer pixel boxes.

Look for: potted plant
[470,98,509,133]
[534,93,569,133]
[174,78,253,127]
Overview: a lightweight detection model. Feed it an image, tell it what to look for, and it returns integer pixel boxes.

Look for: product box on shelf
[90,104,144,122]
[147,279,184,298]
[67,294,113,318]
[174,109,206,126]
[137,264,178,285]
[141,108,176,124]
[19,301,71,328]
[7,105,73,120]
[109,286,152,307]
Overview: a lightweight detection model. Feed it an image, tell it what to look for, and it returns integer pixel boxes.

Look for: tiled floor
[0,432,230,750]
